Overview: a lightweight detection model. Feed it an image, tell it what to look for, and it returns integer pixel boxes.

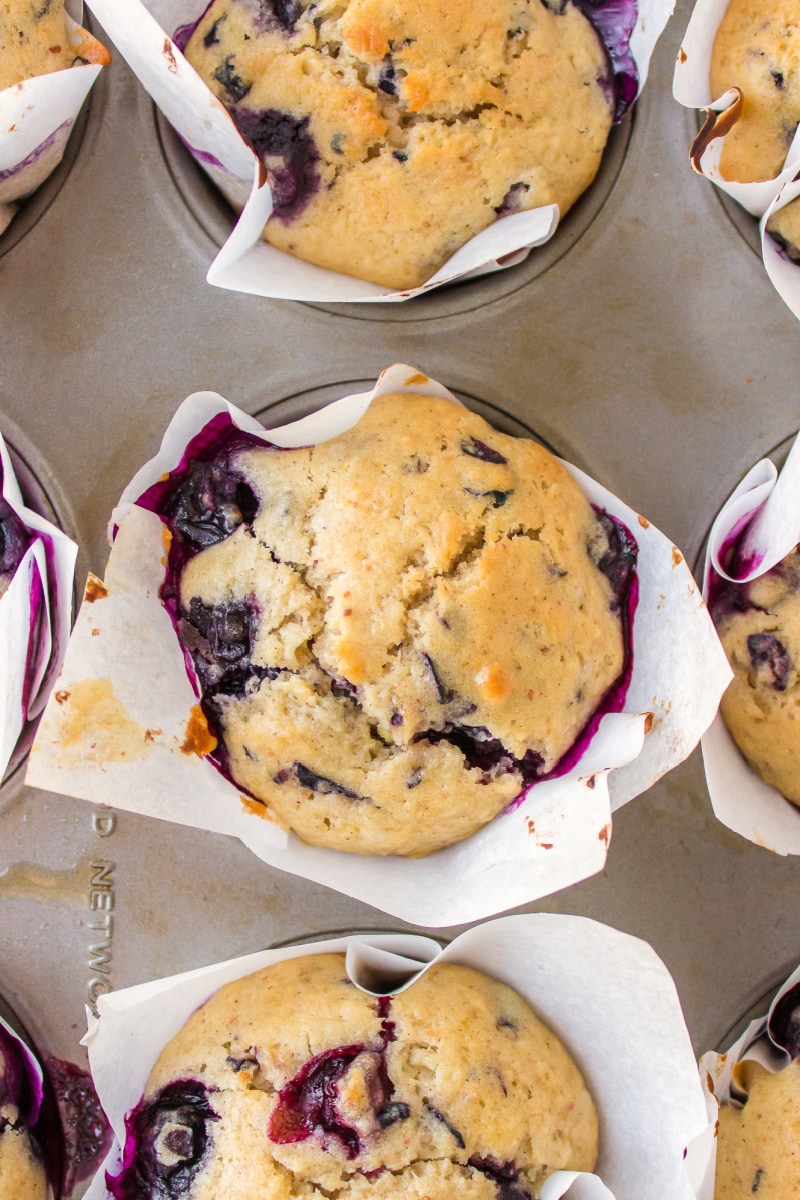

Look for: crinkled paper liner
[82,915,713,1200]
[83,0,673,302]
[699,963,800,1199]
[0,433,76,783]
[701,429,800,853]
[672,0,800,320]
[0,2,109,233]
[26,366,730,925]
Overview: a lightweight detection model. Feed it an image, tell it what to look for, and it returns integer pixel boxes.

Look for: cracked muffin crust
[0,0,106,92]
[149,392,634,857]
[711,548,800,804]
[107,953,598,1200]
[715,1059,800,1199]
[181,0,615,288]
[709,0,800,184]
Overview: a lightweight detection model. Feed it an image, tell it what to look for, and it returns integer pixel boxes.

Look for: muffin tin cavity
[155,105,633,322]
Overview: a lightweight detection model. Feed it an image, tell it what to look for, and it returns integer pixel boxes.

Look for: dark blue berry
[214,55,252,103]
[460,436,508,465]
[494,182,530,216]
[747,632,791,691]
[470,1157,532,1200]
[165,458,258,550]
[376,1102,411,1127]
[0,500,31,577]
[203,16,225,47]
[106,1082,218,1200]
[591,511,637,612]
[464,488,513,508]
[253,0,302,34]
[422,654,456,704]
[232,109,320,220]
[378,55,398,95]
[274,762,367,802]
[768,982,800,1058]
[426,1104,465,1148]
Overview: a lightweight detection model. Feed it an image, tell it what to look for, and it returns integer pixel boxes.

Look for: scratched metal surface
[2,1,800,1191]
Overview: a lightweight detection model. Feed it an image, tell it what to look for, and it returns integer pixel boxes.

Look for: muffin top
[182,0,615,288]
[715,1058,800,1199]
[107,953,598,1200]
[154,393,634,856]
[709,0,800,183]
[0,0,91,91]
[711,547,800,803]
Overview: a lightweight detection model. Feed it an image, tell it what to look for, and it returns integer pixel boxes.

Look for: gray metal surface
[2,2,800,1188]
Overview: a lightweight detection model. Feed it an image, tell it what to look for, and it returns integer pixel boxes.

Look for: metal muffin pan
[3,1,800,1191]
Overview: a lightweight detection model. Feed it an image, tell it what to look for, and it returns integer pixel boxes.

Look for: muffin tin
[4,0,800,1193]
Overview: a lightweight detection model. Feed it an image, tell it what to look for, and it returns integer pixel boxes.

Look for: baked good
[710,548,800,803]
[106,953,598,1200]
[0,1024,47,1200]
[715,1058,800,1199]
[0,0,108,93]
[0,496,30,598]
[150,392,635,856]
[180,0,615,289]
[767,197,800,261]
[709,0,800,183]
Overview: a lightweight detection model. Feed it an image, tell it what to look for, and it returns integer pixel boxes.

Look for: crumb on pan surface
[142,392,635,857]
[107,954,598,1200]
[182,0,615,288]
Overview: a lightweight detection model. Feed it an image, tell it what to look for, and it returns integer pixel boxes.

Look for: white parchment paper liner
[0,432,76,782]
[699,962,800,1196]
[27,366,729,925]
[672,0,800,320]
[701,429,800,853]
[82,916,713,1200]
[0,2,109,235]
[84,0,673,303]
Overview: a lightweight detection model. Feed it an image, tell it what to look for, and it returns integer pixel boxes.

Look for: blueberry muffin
[710,548,800,802]
[180,0,616,289]
[147,392,635,856]
[0,495,30,598]
[709,0,800,184]
[715,1058,800,1198]
[0,1023,47,1200]
[106,953,598,1200]
[767,196,800,261]
[0,0,108,92]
